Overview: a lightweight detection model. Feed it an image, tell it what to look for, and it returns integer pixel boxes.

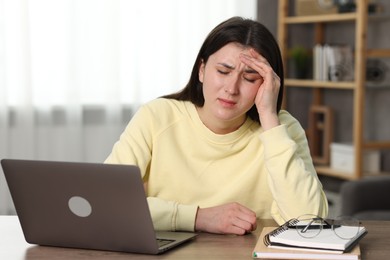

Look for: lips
[218,98,237,107]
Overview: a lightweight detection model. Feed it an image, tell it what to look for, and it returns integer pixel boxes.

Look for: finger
[236,206,257,229]
[241,55,279,89]
[239,53,270,76]
[250,49,271,66]
[238,213,257,231]
[249,48,260,57]
[232,216,256,233]
[246,48,271,66]
[227,224,248,235]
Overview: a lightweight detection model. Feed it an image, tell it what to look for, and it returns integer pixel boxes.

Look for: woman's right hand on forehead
[240,49,280,130]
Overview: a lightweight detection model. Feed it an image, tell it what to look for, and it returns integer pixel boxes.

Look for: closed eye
[244,71,262,83]
[218,70,229,75]
[216,63,234,75]
[245,78,256,83]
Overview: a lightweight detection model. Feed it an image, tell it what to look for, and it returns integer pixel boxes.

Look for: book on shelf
[313,44,354,82]
[253,218,367,260]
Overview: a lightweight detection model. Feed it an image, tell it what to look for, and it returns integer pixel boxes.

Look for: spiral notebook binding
[264,218,300,246]
[269,218,299,237]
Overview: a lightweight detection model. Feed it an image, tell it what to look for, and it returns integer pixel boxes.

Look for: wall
[257,0,390,172]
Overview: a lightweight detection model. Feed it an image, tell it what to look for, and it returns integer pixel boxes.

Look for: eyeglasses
[288,214,361,240]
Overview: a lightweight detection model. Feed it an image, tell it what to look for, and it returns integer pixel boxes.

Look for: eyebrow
[217,63,259,74]
[217,63,235,69]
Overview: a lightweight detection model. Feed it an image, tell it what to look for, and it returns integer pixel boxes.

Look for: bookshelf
[277,0,390,180]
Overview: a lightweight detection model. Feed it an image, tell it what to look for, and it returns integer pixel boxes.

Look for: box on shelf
[330,143,381,174]
[295,0,338,16]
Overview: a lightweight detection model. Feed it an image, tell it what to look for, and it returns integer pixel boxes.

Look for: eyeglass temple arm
[301,218,332,233]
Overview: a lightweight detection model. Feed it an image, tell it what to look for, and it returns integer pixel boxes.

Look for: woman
[105,17,328,235]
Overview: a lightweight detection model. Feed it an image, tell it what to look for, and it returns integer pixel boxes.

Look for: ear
[198,60,205,83]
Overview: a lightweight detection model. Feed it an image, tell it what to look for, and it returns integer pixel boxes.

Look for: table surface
[1,215,390,259]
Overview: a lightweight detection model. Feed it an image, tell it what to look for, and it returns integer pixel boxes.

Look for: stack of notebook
[253,219,367,260]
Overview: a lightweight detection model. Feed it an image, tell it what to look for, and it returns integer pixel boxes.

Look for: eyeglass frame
[287,214,361,240]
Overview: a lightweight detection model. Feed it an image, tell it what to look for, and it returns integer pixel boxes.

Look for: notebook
[253,227,361,260]
[262,218,367,252]
[1,159,197,254]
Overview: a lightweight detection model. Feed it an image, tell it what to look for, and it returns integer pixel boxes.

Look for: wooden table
[1,216,389,259]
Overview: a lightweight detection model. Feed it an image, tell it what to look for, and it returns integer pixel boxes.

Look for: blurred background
[0,0,257,214]
[1,0,390,220]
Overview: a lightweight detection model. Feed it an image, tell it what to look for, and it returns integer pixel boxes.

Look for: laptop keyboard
[157,238,175,247]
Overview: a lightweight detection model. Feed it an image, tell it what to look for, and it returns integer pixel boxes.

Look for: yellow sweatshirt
[105,98,328,231]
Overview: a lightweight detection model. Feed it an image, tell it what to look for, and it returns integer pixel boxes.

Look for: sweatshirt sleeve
[259,111,329,225]
[147,197,198,231]
[104,104,153,175]
[104,100,198,232]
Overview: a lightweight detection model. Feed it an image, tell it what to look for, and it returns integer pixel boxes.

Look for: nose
[224,76,240,95]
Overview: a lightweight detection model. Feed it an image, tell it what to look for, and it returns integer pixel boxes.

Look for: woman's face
[198,42,263,134]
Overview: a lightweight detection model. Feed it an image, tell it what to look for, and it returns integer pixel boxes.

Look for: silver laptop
[1,159,197,254]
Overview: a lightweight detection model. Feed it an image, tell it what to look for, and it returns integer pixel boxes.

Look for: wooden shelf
[284,13,357,24]
[285,79,356,89]
[363,141,390,150]
[366,49,390,58]
[278,0,390,180]
[316,165,390,180]
[315,166,359,180]
[284,12,390,24]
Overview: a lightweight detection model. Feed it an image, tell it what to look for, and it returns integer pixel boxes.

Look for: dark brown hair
[163,16,284,123]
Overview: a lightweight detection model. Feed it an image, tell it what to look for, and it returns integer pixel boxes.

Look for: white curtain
[0,0,257,214]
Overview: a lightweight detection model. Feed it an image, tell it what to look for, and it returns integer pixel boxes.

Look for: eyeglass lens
[295,214,360,240]
[331,216,360,239]
[296,214,324,238]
